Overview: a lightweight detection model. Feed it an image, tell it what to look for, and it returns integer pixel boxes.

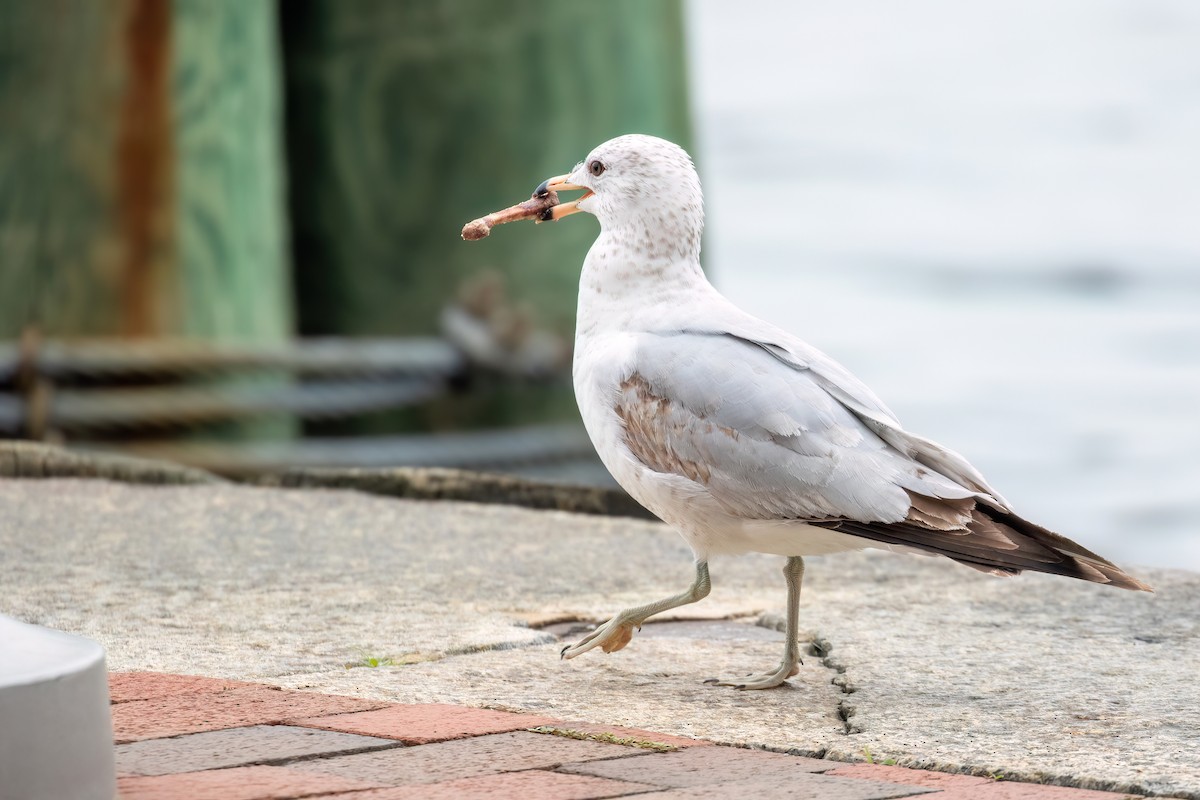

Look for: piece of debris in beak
[460,175,591,240]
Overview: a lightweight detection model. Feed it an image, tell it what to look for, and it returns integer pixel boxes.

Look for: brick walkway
[110,672,1145,800]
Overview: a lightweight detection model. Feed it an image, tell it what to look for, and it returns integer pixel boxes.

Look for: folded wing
[617,330,1149,591]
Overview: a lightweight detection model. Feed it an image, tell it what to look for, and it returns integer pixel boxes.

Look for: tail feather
[812,503,1153,592]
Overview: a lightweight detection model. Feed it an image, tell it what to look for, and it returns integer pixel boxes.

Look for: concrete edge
[0,441,223,485]
[258,466,656,520]
[0,441,653,520]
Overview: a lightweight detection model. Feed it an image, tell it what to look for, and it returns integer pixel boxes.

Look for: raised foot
[703,660,800,690]
[560,614,640,659]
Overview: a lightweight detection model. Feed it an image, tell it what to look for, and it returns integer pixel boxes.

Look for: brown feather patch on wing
[615,374,712,485]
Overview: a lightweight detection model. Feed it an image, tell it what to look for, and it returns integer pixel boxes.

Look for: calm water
[687,1,1200,570]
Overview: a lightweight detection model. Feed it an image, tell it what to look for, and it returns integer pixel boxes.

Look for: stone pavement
[2,462,1198,798]
[111,671,1147,799]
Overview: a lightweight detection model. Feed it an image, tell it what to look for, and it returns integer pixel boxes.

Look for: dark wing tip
[813,500,1154,592]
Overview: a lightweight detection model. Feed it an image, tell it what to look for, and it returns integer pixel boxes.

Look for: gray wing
[619,331,979,524]
[618,330,1149,591]
[715,319,1010,507]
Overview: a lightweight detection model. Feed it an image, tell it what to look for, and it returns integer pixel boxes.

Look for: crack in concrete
[807,633,861,735]
[334,631,561,673]
[808,635,861,736]
[755,614,861,736]
[444,632,559,657]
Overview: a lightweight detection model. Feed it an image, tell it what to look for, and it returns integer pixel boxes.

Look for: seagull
[529,134,1151,690]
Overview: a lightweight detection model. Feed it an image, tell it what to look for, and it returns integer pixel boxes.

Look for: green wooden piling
[281,0,693,427]
[0,1,128,336]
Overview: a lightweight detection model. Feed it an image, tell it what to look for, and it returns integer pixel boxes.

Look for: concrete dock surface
[1,450,1196,798]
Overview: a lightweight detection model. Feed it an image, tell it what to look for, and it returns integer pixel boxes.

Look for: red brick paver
[108,672,258,703]
[295,730,646,786]
[293,702,558,744]
[116,764,382,800]
[309,769,656,800]
[560,743,830,786]
[105,672,1148,800]
[630,776,934,799]
[115,724,399,776]
[112,683,389,743]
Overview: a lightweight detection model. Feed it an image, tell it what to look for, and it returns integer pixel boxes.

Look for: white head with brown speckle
[539,135,704,260]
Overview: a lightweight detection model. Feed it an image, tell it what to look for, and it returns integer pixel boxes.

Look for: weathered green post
[281,0,692,425]
[0,0,293,343]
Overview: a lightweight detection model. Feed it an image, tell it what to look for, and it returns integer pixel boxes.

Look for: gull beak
[534,174,594,221]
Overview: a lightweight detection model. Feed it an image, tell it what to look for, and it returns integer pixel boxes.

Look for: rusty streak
[116,0,173,337]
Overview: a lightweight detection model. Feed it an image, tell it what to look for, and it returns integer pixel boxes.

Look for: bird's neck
[576,224,714,336]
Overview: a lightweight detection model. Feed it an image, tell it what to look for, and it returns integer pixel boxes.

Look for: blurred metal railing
[0,337,463,381]
[0,336,465,436]
[0,333,600,481]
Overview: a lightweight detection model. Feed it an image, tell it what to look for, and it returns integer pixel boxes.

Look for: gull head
[537,134,704,256]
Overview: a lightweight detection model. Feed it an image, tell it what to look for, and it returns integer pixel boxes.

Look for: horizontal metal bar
[0,378,448,433]
[0,337,466,381]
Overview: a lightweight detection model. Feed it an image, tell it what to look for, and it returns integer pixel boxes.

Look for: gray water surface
[687,1,1200,570]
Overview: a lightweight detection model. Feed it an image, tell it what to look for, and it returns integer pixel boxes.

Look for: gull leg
[561,561,711,659]
[706,556,805,690]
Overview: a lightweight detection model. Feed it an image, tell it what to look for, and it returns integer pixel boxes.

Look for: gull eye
[589,160,605,177]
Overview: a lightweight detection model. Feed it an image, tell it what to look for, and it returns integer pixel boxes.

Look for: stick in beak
[461,190,559,240]
[460,174,593,240]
